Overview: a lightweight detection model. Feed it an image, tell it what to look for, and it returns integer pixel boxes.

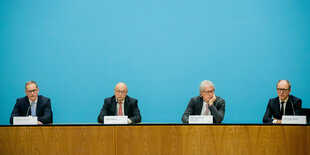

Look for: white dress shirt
[272,98,288,124]
[28,98,38,116]
[116,99,125,115]
[201,101,211,115]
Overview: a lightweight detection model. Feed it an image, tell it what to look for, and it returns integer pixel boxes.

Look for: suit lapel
[274,99,281,117]
[36,96,41,116]
[111,98,117,115]
[24,96,30,115]
[124,97,129,115]
[285,96,293,115]
[196,97,203,115]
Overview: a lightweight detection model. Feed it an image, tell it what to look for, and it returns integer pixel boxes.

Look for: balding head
[114,82,128,101]
[276,80,291,101]
[115,82,127,91]
[277,80,291,90]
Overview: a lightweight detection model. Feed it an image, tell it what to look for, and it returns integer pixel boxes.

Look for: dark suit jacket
[10,95,53,124]
[263,95,302,123]
[97,95,142,123]
[182,96,225,123]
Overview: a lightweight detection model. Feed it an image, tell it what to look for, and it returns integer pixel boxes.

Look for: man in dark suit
[263,80,302,124]
[10,81,53,124]
[98,82,141,124]
[182,80,225,123]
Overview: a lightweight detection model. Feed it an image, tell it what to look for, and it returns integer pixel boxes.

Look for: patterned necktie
[203,103,209,115]
[118,101,123,116]
[31,102,36,116]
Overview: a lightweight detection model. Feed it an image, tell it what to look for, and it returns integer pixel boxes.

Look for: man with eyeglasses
[98,82,141,124]
[10,81,53,124]
[182,80,225,123]
[263,80,302,124]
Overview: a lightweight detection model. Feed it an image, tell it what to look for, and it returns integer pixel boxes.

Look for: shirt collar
[279,97,288,104]
[29,97,38,105]
[116,99,125,104]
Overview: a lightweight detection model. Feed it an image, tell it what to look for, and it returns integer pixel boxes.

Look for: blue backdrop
[1,0,310,124]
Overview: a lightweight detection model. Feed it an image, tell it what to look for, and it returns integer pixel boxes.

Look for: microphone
[26,102,34,116]
[289,99,295,115]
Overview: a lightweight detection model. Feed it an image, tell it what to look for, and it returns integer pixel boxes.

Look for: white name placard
[282,115,307,124]
[13,116,38,125]
[104,116,128,124]
[189,115,213,124]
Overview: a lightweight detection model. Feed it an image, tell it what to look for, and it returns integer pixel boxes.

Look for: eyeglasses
[202,90,214,94]
[26,89,38,93]
[277,88,290,92]
[115,90,127,94]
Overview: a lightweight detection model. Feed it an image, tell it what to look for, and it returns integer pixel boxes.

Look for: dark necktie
[280,101,285,117]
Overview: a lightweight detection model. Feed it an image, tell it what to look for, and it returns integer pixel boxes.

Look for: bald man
[98,82,141,124]
[263,80,302,124]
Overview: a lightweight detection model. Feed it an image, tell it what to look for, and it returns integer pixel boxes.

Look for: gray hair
[25,81,38,90]
[199,80,215,94]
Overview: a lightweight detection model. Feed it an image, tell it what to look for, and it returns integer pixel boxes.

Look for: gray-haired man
[182,80,225,123]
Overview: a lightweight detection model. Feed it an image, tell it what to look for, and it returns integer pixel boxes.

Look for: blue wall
[1,0,310,124]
